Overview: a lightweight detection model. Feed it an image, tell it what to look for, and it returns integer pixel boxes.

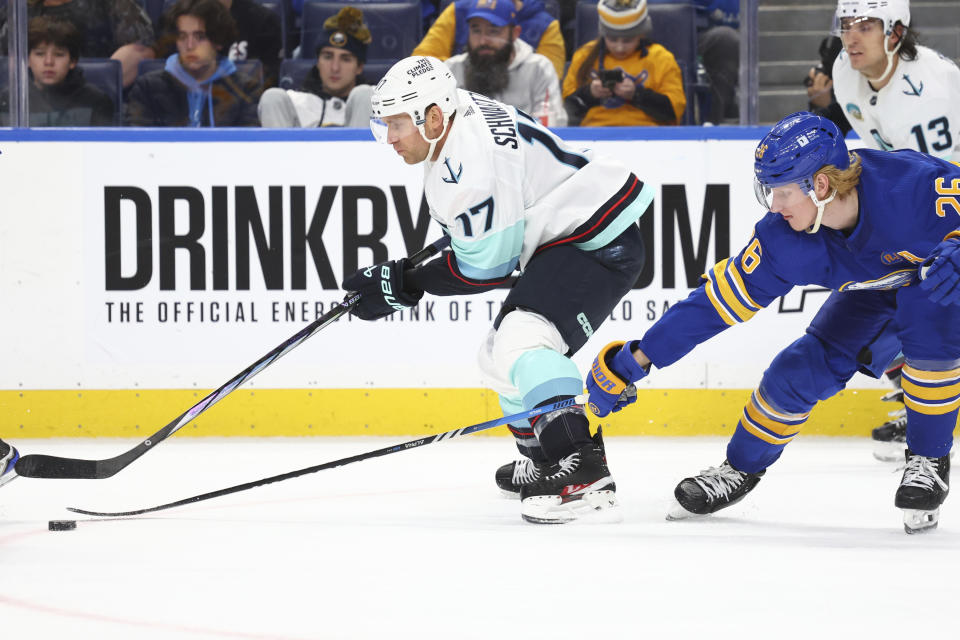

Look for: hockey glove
[919,236,960,306]
[341,259,424,321]
[586,340,649,417]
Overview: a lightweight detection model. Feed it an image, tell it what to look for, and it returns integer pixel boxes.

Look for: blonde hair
[815,151,862,198]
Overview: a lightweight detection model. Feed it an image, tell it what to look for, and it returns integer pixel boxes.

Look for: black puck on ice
[48,520,77,531]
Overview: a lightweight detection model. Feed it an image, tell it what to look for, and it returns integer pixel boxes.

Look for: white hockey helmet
[370,56,459,155]
[834,0,910,37]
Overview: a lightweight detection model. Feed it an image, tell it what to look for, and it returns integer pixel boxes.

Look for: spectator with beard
[444,0,565,126]
[413,0,565,81]
[258,6,373,127]
[0,16,114,126]
[563,0,685,127]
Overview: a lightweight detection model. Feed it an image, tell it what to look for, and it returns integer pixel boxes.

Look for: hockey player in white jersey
[342,55,651,524]
[831,0,960,458]
[832,0,960,161]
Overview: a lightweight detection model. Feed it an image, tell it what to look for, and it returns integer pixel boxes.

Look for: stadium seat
[278,57,392,90]
[76,58,123,125]
[299,0,421,61]
[438,0,561,20]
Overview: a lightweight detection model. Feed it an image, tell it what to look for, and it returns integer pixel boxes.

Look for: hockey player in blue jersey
[587,111,960,533]
[341,56,650,524]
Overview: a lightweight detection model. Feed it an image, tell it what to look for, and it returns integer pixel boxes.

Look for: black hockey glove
[342,259,424,321]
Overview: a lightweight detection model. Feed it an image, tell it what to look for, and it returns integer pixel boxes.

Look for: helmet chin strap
[806,187,837,234]
[422,114,453,163]
[865,33,902,85]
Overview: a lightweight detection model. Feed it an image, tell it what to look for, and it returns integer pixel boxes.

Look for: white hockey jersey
[421,89,652,283]
[833,45,960,161]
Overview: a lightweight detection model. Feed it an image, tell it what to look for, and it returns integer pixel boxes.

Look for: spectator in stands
[444,0,565,125]
[563,0,684,127]
[0,17,114,126]
[413,0,565,82]
[0,0,156,88]
[156,0,282,87]
[259,6,372,127]
[803,35,851,136]
[692,0,740,124]
[126,0,261,126]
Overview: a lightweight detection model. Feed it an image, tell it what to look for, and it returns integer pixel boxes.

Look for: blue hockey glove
[586,340,649,417]
[919,236,960,306]
[341,259,424,320]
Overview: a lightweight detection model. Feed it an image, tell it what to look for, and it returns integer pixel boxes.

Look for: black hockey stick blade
[16,237,450,480]
[67,394,588,517]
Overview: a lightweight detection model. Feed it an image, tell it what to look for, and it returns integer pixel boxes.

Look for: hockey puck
[48,520,76,531]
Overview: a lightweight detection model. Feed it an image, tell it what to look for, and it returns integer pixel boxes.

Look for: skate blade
[665,498,703,521]
[0,470,18,489]
[499,489,521,500]
[521,490,620,525]
[872,440,907,462]
[902,508,940,534]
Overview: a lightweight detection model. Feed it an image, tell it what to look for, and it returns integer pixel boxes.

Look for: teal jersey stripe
[573,182,654,251]
[452,220,525,279]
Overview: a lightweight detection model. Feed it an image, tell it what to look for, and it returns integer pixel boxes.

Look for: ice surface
[2,436,957,639]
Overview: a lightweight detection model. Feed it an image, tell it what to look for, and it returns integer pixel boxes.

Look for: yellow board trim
[0,388,895,438]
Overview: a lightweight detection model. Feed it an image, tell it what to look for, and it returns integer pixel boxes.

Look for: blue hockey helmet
[754,112,851,233]
[754,111,849,193]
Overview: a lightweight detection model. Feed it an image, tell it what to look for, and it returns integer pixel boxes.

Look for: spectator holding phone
[562,0,684,126]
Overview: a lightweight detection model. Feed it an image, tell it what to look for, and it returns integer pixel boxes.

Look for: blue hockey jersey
[640,148,960,368]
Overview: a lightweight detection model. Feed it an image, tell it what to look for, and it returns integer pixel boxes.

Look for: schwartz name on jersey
[833,45,960,160]
[407,89,653,295]
[638,149,960,368]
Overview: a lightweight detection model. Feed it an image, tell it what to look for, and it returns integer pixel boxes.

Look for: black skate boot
[667,460,765,520]
[895,449,950,534]
[496,428,607,498]
[872,384,906,462]
[495,458,552,498]
[0,439,19,488]
[520,436,618,524]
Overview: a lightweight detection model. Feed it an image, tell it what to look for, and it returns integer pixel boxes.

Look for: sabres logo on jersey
[845,103,863,121]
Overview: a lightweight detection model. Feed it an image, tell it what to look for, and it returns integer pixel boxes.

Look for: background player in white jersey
[832,0,960,161]
[587,112,960,534]
[831,0,960,458]
[342,56,651,524]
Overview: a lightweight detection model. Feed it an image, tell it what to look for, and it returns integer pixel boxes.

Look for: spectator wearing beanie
[258,6,373,127]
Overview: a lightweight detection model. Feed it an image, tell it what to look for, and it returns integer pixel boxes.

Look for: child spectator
[126,0,261,126]
[258,6,372,127]
[0,17,114,126]
[0,0,156,87]
[563,0,685,126]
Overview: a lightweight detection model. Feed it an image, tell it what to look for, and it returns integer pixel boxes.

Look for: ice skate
[0,439,19,489]
[895,449,950,534]
[520,437,618,524]
[497,428,606,498]
[871,407,907,462]
[667,460,764,520]
[495,458,552,498]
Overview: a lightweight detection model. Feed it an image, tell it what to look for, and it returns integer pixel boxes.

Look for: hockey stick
[68,394,589,517]
[15,237,451,480]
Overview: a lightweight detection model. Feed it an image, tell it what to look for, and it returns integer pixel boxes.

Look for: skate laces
[546,452,581,479]
[899,455,948,492]
[512,459,542,484]
[693,462,746,500]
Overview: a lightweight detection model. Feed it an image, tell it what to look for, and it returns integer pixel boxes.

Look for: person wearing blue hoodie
[126,0,260,126]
